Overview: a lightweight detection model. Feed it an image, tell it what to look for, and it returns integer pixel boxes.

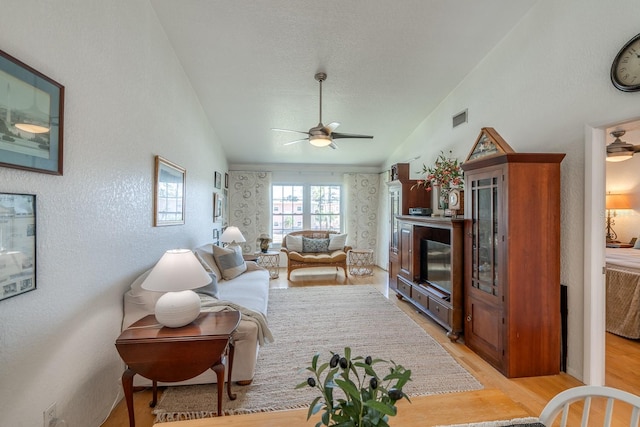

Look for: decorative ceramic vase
[439,186,449,210]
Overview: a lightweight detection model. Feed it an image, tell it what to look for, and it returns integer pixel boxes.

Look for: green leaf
[321,409,330,425]
[295,380,310,389]
[334,378,360,401]
[307,396,322,420]
[311,352,320,371]
[364,400,397,416]
[317,361,329,377]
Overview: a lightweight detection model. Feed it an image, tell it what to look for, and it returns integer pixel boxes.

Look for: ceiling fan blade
[324,122,340,133]
[283,138,308,146]
[272,128,310,135]
[331,132,373,140]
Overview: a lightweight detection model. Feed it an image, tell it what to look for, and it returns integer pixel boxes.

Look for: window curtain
[228,171,272,254]
[343,173,380,262]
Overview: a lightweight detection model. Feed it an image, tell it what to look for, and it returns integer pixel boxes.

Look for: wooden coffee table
[115,311,241,427]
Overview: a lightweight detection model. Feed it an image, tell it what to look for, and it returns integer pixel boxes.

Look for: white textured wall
[385,0,640,380]
[0,1,226,426]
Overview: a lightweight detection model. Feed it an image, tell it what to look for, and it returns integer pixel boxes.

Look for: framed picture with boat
[0,49,64,175]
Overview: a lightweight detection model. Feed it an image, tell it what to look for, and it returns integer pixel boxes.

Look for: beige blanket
[200,298,274,345]
[606,267,640,339]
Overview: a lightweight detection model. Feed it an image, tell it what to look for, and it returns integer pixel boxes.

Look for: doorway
[585,118,640,386]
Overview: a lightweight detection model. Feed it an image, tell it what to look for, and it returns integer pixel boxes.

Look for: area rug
[154,285,482,422]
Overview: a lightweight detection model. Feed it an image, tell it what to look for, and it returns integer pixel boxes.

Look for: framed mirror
[154,156,185,226]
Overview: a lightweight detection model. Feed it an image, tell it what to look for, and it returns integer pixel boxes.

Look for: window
[310,185,341,230]
[272,185,304,244]
[271,184,342,244]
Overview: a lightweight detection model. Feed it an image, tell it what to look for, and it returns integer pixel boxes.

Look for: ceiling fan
[606,130,640,162]
[272,72,373,149]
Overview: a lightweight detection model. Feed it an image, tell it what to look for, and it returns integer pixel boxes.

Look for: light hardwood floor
[102,266,640,426]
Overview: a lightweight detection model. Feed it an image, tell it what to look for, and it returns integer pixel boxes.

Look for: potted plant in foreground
[297,347,412,427]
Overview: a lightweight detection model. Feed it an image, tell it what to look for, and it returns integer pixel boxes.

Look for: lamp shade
[606,194,631,210]
[220,226,246,244]
[309,135,332,147]
[141,249,211,292]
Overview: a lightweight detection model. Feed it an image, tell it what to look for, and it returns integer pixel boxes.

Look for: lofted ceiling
[150,0,537,168]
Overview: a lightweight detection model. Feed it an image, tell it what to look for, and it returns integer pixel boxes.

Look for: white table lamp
[220,226,246,253]
[141,249,211,328]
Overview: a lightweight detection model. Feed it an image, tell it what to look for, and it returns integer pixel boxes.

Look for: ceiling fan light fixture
[606,151,634,162]
[309,134,332,147]
[606,130,637,162]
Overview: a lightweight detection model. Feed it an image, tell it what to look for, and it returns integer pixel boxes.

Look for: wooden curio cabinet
[462,128,565,378]
[387,163,430,290]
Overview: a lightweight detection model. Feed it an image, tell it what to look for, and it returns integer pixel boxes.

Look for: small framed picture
[213,192,220,220]
[214,171,222,189]
[224,172,229,189]
[154,156,185,226]
[0,193,36,301]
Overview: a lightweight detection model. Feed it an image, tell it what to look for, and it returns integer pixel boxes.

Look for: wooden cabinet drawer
[428,296,451,325]
[412,285,430,312]
[396,276,412,299]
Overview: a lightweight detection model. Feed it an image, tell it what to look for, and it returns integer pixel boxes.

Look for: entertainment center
[395,215,464,342]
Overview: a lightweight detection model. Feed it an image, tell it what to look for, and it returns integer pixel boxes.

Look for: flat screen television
[420,239,452,294]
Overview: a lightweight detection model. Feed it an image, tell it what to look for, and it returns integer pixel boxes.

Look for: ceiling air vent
[452,109,468,128]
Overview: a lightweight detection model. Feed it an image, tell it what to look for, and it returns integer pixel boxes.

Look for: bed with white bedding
[606,247,640,339]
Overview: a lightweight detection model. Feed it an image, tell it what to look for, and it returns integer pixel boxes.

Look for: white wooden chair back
[539,385,640,427]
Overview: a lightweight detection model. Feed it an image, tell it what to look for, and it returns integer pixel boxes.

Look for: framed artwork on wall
[214,171,222,189]
[0,49,64,175]
[0,193,36,301]
[213,192,220,220]
[154,156,185,226]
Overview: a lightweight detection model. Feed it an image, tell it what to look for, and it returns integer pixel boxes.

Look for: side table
[256,251,280,279]
[115,311,241,427]
[348,249,374,276]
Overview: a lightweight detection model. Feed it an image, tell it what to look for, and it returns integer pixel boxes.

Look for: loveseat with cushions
[280,230,351,280]
[122,243,272,386]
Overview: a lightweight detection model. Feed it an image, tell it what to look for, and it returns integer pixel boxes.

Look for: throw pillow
[195,273,219,299]
[328,233,347,251]
[286,234,303,252]
[212,245,247,280]
[302,237,330,253]
[194,245,223,280]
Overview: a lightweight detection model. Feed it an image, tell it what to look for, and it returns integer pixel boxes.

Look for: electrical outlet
[43,402,56,427]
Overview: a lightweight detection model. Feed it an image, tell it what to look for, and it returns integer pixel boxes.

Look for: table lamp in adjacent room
[141,249,211,328]
[605,193,631,243]
[220,226,246,253]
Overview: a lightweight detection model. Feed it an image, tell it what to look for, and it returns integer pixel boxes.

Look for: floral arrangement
[297,347,412,427]
[412,150,464,193]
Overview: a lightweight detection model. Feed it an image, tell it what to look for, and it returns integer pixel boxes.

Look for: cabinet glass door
[471,174,499,295]
[390,187,400,254]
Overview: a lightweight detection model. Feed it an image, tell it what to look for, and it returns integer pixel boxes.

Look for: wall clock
[611,33,640,92]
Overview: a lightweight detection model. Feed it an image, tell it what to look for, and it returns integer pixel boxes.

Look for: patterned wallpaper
[228,171,272,253]
[344,173,380,262]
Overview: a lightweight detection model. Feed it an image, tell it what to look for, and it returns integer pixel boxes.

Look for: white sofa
[122,244,271,385]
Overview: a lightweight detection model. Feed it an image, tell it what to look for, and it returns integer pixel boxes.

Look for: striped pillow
[212,245,247,280]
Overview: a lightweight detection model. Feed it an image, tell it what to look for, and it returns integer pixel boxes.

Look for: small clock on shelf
[445,188,464,217]
[611,33,640,92]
